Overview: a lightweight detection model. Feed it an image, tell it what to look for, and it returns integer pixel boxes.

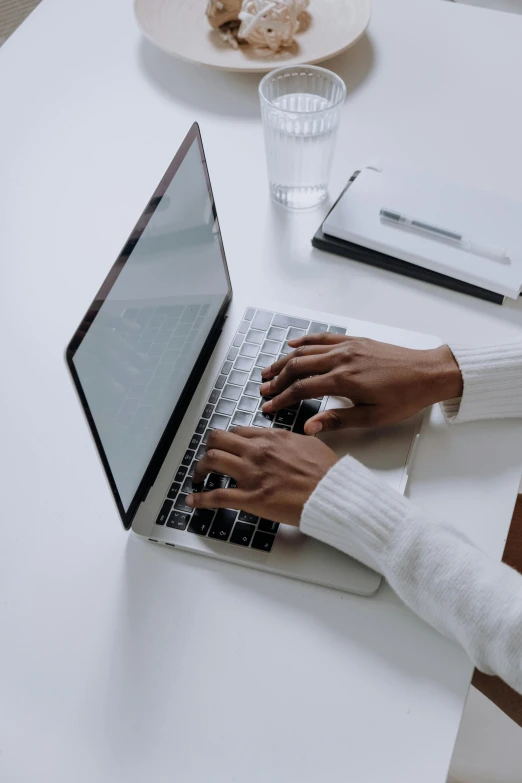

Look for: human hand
[259,334,463,434]
[187,427,338,526]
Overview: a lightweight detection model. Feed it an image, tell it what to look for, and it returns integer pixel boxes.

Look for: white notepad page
[323,168,522,299]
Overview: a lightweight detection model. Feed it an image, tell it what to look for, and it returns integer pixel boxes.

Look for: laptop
[66,123,440,596]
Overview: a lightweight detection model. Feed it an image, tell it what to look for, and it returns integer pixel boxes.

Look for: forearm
[301,457,522,693]
[440,343,522,423]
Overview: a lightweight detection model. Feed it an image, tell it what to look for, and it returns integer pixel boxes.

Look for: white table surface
[2,1,522,781]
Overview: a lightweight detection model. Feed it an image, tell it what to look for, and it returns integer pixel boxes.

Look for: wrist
[422,345,463,404]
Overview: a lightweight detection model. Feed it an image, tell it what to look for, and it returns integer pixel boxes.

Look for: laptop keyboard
[155,308,347,553]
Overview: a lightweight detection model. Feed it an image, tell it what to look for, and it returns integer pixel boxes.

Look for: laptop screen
[69,126,231,518]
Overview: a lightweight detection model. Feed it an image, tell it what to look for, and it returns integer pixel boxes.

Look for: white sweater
[300,343,522,694]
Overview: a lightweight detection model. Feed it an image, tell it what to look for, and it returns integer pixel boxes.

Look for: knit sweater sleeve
[300,456,522,693]
[441,343,522,422]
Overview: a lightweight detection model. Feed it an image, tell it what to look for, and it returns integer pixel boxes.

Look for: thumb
[305,406,376,434]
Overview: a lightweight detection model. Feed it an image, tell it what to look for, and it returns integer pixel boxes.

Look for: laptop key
[222,384,242,401]
[234,356,253,372]
[181,477,193,494]
[187,461,198,478]
[251,310,273,331]
[293,400,321,435]
[202,429,211,445]
[208,509,237,541]
[272,314,309,330]
[251,531,276,552]
[287,327,306,341]
[240,342,259,359]
[209,413,230,430]
[229,370,248,386]
[309,321,328,334]
[227,347,239,362]
[196,444,207,460]
[205,473,228,491]
[203,403,215,419]
[238,320,250,334]
[189,434,201,450]
[221,361,233,375]
[167,511,190,530]
[238,511,259,525]
[281,342,292,355]
[232,411,252,427]
[156,499,173,525]
[233,334,243,348]
[245,381,261,397]
[215,374,227,390]
[267,326,286,341]
[245,308,255,321]
[253,412,272,428]
[216,398,236,416]
[167,482,182,500]
[255,353,273,369]
[182,449,195,467]
[328,325,347,335]
[245,329,264,346]
[230,521,256,547]
[238,395,258,413]
[250,367,263,382]
[196,419,207,436]
[261,340,281,355]
[258,519,280,534]
[175,466,187,483]
[208,389,220,405]
[188,509,214,536]
[275,409,296,427]
[175,494,193,513]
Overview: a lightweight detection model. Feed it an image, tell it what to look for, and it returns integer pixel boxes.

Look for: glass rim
[258,64,347,115]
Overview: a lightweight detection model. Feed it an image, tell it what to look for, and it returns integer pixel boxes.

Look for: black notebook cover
[312,174,504,306]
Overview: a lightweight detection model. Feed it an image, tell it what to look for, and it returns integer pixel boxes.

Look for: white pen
[380,208,510,264]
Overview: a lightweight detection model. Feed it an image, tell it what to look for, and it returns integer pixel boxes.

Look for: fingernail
[261,368,271,378]
[185,495,194,507]
[307,421,323,435]
[262,401,272,412]
[288,339,297,346]
[260,382,270,394]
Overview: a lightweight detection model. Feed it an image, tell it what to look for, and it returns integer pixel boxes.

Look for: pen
[380,208,510,264]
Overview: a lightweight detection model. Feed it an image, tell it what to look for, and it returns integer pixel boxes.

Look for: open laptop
[66,123,440,596]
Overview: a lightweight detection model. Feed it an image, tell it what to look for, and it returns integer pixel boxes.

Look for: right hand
[259,333,463,434]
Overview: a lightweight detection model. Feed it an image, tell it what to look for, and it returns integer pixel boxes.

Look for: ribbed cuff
[300,456,412,573]
[441,343,522,423]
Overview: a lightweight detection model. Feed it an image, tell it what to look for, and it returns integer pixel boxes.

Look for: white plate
[134,0,371,73]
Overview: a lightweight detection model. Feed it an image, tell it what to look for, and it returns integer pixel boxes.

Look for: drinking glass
[259,65,346,210]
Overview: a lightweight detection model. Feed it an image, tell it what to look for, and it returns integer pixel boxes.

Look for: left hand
[186,427,338,526]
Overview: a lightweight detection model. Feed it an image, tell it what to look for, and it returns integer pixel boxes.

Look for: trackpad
[317,396,421,493]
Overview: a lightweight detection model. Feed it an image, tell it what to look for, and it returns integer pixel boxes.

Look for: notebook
[314,168,522,304]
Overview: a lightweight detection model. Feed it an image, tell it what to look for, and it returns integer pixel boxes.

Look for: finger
[263,376,329,412]
[193,449,245,485]
[261,345,332,381]
[288,332,350,349]
[305,406,376,434]
[205,428,250,456]
[260,354,333,399]
[228,425,264,439]
[186,487,247,511]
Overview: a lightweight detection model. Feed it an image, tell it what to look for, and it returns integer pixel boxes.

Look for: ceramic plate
[134,0,371,73]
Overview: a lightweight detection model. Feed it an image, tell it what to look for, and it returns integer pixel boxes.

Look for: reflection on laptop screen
[73,140,230,510]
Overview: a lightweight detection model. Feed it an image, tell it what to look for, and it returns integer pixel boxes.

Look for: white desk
[2,1,522,781]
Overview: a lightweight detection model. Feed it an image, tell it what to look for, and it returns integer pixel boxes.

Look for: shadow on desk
[472,495,522,728]
[137,35,375,120]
